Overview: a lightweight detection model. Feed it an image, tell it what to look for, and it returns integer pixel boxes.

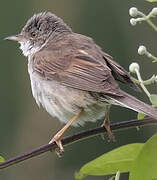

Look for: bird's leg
[101,105,115,141]
[49,110,82,156]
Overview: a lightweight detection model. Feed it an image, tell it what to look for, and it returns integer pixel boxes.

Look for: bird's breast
[27,60,107,126]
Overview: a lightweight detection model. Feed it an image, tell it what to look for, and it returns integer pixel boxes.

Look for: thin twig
[0,117,156,169]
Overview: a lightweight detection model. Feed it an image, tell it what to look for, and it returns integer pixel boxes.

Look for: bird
[5,12,157,155]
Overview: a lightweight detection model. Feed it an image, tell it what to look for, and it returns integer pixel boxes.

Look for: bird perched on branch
[5,12,157,155]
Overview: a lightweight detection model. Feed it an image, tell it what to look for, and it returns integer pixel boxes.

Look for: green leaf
[129,134,157,180]
[146,0,157,2]
[0,156,5,162]
[75,143,143,179]
[137,112,145,120]
[75,172,87,180]
[130,133,157,180]
[150,94,157,106]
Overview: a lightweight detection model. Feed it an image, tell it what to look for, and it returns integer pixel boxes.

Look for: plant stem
[135,69,151,98]
[0,117,156,170]
[131,75,156,85]
[138,11,157,31]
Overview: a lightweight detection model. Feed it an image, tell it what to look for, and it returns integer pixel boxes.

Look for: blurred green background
[0,0,157,179]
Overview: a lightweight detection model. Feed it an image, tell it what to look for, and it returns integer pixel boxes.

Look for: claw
[49,137,64,157]
[101,105,115,142]
[49,111,82,156]
[104,122,115,142]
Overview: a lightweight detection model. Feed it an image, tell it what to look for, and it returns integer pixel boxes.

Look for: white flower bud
[129,7,138,17]
[130,18,137,26]
[151,8,157,16]
[138,45,147,55]
[129,62,140,73]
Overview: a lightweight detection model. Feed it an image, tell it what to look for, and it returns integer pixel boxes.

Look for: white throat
[19,41,40,57]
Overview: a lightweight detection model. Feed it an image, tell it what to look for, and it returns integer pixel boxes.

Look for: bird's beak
[4,34,25,42]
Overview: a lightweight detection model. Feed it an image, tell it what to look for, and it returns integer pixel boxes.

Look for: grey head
[5,12,72,57]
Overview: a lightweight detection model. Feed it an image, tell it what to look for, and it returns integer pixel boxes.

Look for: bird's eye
[31,32,36,37]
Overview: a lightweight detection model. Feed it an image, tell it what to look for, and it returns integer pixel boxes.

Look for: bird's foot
[104,123,115,142]
[101,121,115,142]
[49,135,64,157]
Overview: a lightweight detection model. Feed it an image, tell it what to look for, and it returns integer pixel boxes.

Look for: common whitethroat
[5,12,157,155]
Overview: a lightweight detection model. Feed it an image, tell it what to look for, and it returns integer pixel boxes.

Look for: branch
[0,117,156,169]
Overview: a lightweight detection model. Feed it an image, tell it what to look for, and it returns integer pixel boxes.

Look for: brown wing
[103,53,140,91]
[31,50,122,96]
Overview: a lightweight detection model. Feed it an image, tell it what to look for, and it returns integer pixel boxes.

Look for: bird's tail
[107,90,157,120]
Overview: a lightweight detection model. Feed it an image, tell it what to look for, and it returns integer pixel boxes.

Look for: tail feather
[108,90,157,120]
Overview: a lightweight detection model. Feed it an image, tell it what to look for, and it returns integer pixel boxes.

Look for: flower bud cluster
[129,7,157,26]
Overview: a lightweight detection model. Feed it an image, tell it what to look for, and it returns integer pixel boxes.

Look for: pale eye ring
[31,32,36,37]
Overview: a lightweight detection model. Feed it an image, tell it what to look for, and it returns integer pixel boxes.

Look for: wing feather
[31,51,122,96]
